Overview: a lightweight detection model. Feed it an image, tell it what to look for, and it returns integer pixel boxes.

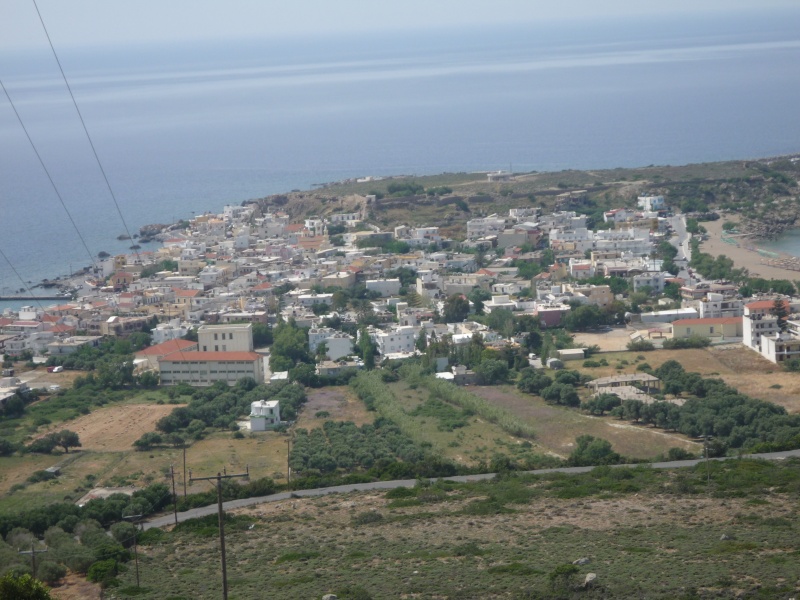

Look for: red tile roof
[672,317,741,326]
[160,351,261,362]
[138,339,198,356]
[745,299,789,311]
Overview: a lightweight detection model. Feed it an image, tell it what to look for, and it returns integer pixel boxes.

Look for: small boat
[85,278,103,289]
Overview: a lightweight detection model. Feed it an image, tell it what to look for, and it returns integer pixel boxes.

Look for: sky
[4,0,799,52]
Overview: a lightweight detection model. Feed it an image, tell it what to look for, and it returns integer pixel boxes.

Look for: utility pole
[189,466,249,600]
[286,437,292,489]
[122,514,143,588]
[18,543,47,578]
[169,464,179,525]
[183,444,187,497]
[704,434,712,486]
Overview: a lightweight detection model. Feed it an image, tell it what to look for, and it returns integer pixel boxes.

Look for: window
[214,333,218,340]
[215,345,218,351]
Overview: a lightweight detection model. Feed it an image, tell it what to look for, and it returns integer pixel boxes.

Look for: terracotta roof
[160,351,261,362]
[672,317,741,326]
[285,224,304,232]
[175,289,201,298]
[50,324,76,334]
[138,339,198,356]
[745,299,788,310]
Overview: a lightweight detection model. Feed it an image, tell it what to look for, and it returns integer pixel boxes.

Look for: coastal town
[3,183,799,401]
[4,174,800,598]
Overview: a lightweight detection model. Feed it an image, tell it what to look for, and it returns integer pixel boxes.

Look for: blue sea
[2,8,800,311]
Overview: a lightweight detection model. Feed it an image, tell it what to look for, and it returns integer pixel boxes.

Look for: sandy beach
[700,217,800,281]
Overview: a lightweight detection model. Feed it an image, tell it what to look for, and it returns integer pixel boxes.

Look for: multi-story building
[158,351,264,386]
[198,323,254,353]
[368,325,419,355]
[308,327,354,361]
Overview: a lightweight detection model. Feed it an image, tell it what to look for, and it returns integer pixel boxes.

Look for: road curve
[143,448,800,530]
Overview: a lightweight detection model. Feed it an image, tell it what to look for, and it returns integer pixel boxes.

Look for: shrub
[352,511,384,525]
[627,339,655,351]
[87,559,119,587]
[36,561,66,585]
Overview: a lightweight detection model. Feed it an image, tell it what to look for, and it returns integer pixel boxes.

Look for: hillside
[248,155,800,239]
[98,458,800,600]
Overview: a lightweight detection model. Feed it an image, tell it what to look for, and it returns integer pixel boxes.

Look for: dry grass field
[471,386,699,459]
[36,403,183,451]
[577,346,800,413]
[295,386,374,430]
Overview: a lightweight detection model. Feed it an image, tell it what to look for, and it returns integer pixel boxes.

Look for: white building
[696,293,744,319]
[308,327,354,361]
[369,325,419,355]
[632,271,670,293]
[366,278,402,297]
[250,400,281,431]
[637,195,665,212]
[152,318,191,345]
[158,351,265,386]
[329,212,361,227]
[198,323,254,353]
[466,215,507,239]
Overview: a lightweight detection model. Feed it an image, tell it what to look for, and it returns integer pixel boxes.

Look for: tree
[442,294,470,323]
[0,439,16,456]
[0,573,52,600]
[359,328,376,370]
[770,299,789,332]
[474,359,508,385]
[568,435,621,466]
[415,330,428,352]
[54,431,81,454]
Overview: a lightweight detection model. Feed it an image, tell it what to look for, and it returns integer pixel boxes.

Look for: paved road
[668,214,694,282]
[143,448,800,530]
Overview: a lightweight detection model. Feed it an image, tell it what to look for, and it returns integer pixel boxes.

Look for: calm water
[2,9,800,297]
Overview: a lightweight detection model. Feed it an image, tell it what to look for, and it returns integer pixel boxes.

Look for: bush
[627,339,655,351]
[87,559,119,587]
[36,561,66,585]
[662,336,712,349]
[352,511,384,525]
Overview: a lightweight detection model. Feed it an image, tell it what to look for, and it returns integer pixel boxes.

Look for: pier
[0,296,70,301]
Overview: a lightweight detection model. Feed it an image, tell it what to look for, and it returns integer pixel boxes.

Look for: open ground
[576,346,800,413]
[470,386,698,459]
[37,403,182,451]
[108,464,800,599]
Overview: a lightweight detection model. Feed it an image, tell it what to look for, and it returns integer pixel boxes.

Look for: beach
[700,217,800,281]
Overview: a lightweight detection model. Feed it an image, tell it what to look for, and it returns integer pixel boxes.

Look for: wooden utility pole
[182,444,187,497]
[18,543,47,578]
[189,466,249,600]
[286,437,292,489]
[169,464,179,525]
[122,514,143,588]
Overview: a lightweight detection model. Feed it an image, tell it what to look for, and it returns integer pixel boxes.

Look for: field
[470,386,698,459]
[577,346,800,413]
[106,459,800,599]
[37,403,181,451]
[295,386,374,429]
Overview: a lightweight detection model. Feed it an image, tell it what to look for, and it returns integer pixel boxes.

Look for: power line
[0,245,50,315]
[189,467,250,600]
[31,0,140,263]
[0,77,99,274]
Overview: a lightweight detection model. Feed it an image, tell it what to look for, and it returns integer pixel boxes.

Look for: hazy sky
[4,0,798,51]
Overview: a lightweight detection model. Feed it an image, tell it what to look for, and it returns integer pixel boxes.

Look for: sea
[2,8,800,313]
